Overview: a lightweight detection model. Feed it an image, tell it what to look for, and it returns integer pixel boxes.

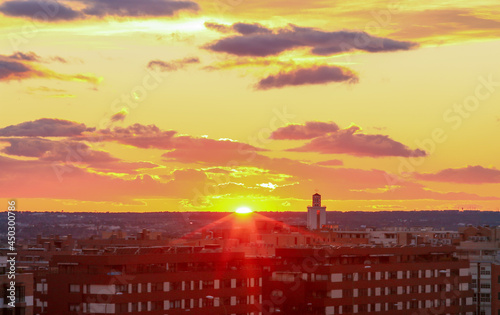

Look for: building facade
[36,247,263,315]
[262,246,476,314]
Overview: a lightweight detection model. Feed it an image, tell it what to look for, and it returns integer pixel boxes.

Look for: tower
[307,193,326,230]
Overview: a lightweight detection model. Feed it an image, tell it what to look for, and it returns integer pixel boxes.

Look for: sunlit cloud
[0,53,101,84]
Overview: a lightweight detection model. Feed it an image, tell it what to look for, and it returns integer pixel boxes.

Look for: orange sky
[0,0,500,212]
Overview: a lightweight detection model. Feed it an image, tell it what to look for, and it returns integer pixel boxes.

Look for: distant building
[307,193,326,230]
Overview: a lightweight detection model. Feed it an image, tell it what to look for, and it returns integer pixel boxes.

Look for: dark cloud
[0,137,116,162]
[82,0,199,17]
[205,24,417,57]
[88,124,178,148]
[270,121,340,139]
[415,165,500,184]
[110,110,128,122]
[0,0,81,21]
[205,22,271,35]
[0,0,198,21]
[0,137,158,174]
[233,22,272,35]
[0,53,100,83]
[147,57,199,72]
[256,65,358,90]
[8,51,41,62]
[0,59,31,79]
[0,118,94,137]
[204,22,231,33]
[288,126,427,158]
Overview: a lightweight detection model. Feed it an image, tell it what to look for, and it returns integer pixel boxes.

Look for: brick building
[36,247,263,315]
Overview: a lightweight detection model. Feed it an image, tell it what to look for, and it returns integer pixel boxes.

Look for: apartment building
[262,245,476,314]
[35,247,263,315]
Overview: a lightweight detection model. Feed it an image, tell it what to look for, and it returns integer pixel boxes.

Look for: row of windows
[69,297,259,313]
[335,269,459,282]
[68,278,255,294]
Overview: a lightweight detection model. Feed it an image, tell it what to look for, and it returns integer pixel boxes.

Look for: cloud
[415,165,500,184]
[147,57,199,72]
[288,125,427,158]
[0,0,198,22]
[0,156,170,202]
[205,23,417,57]
[205,22,271,35]
[0,137,116,162]
[0,0,81,20]
[110,109,129,122]
[270,121,340,139]
[8,51,41,62]
[0,118,94,137]
[82,0,199,17]
[0,53,101,83]
[316,159,343,166]
[86,124,265,159]
[0,59,31,79]
[0,137,159,175]
[87,124,178,148]
[256,65,358,90]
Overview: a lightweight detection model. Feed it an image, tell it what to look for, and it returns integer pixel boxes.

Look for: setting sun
[235,207,253,214]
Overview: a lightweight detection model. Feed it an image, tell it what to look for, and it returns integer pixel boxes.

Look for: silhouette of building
[307,193,326,230]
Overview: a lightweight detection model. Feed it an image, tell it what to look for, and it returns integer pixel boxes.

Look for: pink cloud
[270,121,339,140]
[289,126,427,158]
[415,165,500,184]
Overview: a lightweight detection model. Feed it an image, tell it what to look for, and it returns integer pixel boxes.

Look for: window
[69,284,80,293]
[68,304,80,312]
[202,280,214,289]
[130,303,139,312]
[131,284,139,293]
[343,289,353,297]
[359,288,369,297]
[116,284,127,293]
[152,282,163,292]
[315,274,328,281]
[15,286,25,303]
[116,303,128,313]
[202,299,213,307]
[171,282,182,291]
[358,304,368,312]
[480,293,491,303]
[343,273,353,281]
[151,301,163,311]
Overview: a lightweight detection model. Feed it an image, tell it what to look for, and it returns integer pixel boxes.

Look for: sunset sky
[1,0,500,212]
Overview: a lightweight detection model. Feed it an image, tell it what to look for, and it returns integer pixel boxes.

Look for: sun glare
[235,207,253,214]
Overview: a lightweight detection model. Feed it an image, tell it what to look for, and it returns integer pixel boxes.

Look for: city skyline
[1,0,500,212]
